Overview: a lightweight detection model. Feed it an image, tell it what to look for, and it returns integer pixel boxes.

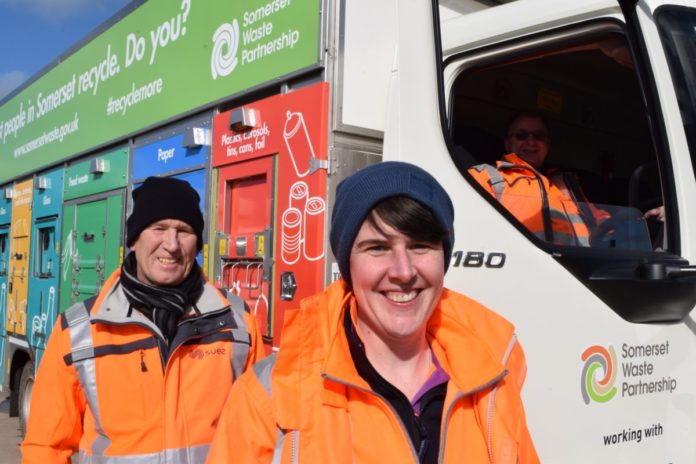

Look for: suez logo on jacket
[580,341,677,405]
[189,347,227,360]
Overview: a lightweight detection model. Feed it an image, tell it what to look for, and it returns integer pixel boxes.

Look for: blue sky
[0,0,133,101]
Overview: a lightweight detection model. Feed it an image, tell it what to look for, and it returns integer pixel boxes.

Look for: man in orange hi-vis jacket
[207,162,539,463]
[21,176,264,464]
[469,110,609,246]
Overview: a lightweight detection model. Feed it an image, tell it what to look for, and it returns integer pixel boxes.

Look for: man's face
[130,219,198,287]
[349,214,445,347]
[505,115,550,168]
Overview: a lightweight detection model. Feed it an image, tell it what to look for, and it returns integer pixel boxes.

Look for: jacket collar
[499,153,542,174]
[500,153,531,167]
[89,269,230,336]
[271,280,511,428]
[498,153,554,191]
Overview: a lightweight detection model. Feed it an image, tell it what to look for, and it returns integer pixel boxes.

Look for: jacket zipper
[486,386,499,464]
[436,370,508,464]
[140,348,148,372]
[87,287,233,457]
[323,368,509,463]
[166,307,232,359]
[160,308,233,456]
[290,429,299,464]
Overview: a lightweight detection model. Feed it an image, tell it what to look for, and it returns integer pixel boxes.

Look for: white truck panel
[338,0,396,133]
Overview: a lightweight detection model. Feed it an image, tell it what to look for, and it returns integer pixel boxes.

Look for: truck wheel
[18,362,35,435]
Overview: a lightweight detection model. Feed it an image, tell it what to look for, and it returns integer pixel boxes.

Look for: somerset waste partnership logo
[581,345,618,404]
[211,19,240,79]
[209,1,302,80]
[581,340,676,405]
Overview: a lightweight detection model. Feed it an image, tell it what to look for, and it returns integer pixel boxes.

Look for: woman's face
[349,214,445,347]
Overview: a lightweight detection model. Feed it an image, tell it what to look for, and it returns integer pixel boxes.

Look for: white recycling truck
[380,0,696,461]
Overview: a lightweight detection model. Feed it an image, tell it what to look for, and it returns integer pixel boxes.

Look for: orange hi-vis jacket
[21,269,264,464]
[207,280,540,463]
[469,153,590,246]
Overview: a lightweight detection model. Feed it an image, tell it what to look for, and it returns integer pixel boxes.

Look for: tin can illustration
[283,111,316,178]
[289,181,308,211]
[303,197,326,261]
[281,207,302,265]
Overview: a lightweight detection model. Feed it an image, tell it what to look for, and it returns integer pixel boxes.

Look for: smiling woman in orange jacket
[207,162,538,463]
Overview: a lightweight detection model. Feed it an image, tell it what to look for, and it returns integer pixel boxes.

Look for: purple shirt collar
[411,351,449,414]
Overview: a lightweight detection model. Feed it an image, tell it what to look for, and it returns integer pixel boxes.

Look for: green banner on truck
[0,0,320,182]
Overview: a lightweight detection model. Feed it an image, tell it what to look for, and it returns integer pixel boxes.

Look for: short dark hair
[505,109,548,136]
[366,196,450,246]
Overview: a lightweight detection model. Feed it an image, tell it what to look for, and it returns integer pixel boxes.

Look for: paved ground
[0,394,22,463]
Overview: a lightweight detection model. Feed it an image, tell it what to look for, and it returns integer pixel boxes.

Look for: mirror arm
[640,262,696,280]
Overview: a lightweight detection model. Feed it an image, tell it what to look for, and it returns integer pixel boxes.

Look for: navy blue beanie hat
[330,161,454,286]
[126,176,204,251]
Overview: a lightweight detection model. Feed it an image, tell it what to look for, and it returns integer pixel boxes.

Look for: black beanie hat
[126,176,204,250]
[330,161,454,287]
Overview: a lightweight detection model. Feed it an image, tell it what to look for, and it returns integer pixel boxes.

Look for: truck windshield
[656,7,696,181]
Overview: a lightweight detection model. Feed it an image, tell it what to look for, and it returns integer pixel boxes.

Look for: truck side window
[445,24,669,252]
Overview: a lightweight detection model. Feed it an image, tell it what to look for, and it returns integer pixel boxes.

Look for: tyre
[18,362,35,436]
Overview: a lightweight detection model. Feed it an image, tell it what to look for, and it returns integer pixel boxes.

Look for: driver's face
[505,116,550,168]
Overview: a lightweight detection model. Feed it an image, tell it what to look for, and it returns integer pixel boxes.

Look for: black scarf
[120,252,204,345]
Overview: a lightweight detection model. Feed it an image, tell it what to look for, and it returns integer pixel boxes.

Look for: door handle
[280,271,297,301]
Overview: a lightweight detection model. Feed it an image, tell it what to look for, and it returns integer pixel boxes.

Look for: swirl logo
[581,345,618,404]
[211,19,240,80]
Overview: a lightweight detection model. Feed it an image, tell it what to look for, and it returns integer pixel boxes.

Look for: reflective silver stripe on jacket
[76,443,209,463]
[486,333,518,464]
[251,354,298,463]
[473,162,590,246]
[224,292,251,380]
[273,429,286,464]
[65,303,111,456]
[497,161,556,242]
[253,352,277,395]
[66,282,244,462]
[471,163,508,200]
[549,210,588,246]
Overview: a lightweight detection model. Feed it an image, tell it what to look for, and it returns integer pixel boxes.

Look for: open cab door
[387,0,696,461]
